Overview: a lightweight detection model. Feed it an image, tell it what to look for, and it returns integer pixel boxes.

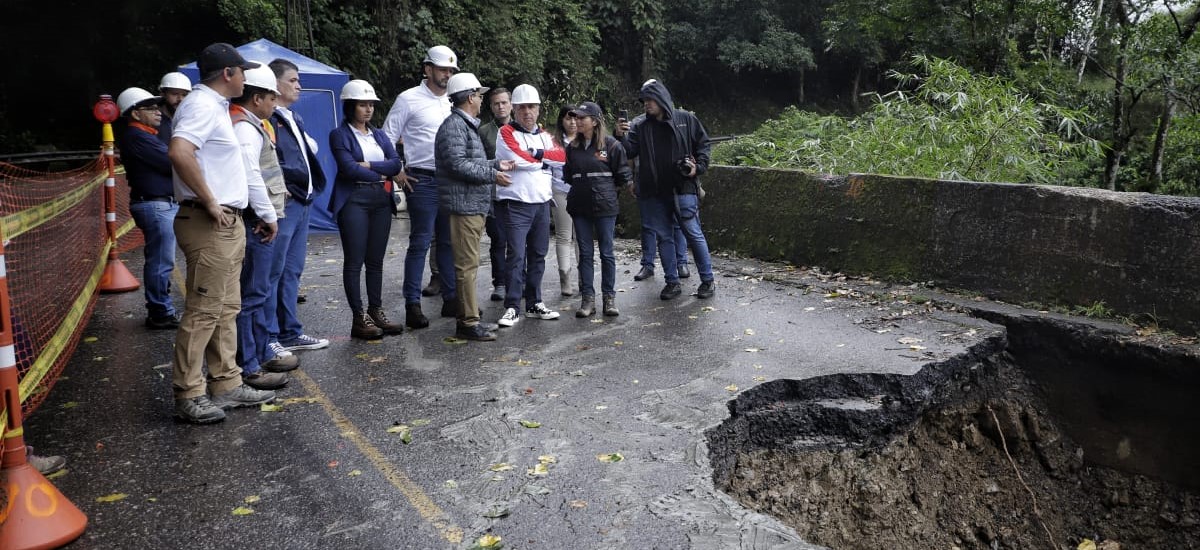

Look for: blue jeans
[485,210,508,288]
[129,200,179,318]
[236,218,275,375]
[496,200,550,309]
[574,215,616,297]
[266,198,310,343]
[641,194,713,283]
[403,173,456,303]
[338,184,393,314]
[638,198,687,270]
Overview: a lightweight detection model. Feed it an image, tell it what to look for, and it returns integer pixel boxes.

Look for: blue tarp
[180,38,347,232]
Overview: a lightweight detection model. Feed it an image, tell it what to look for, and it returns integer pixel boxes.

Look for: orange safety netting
[0,155,143,415]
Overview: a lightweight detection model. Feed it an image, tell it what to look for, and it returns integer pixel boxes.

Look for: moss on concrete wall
[693,166,1200,333]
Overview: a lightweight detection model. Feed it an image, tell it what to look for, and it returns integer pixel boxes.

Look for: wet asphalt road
[25,219,997,550]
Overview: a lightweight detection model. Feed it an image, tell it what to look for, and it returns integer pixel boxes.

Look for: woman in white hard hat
[328,79,405,340]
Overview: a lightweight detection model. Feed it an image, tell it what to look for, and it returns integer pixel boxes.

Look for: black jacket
[565,135,631,218]
[619,80,711,197]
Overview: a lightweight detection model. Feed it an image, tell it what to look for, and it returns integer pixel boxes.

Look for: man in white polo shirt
[382,45,459,329]
[167,42,278,424]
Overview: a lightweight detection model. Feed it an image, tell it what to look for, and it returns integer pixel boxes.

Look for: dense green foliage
[4,0,1200,194]
[714,57,1102,184]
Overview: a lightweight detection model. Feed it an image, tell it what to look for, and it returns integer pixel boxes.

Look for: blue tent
[180,38,348,231]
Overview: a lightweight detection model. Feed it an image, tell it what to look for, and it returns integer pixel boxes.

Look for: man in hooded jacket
[615,79,716,301]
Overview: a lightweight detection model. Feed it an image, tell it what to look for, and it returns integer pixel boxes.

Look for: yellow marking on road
[292,370,463,543]
[173,259,461,542]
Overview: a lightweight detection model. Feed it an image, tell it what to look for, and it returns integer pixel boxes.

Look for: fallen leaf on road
[483,506,510,518]
[231,506,254,516]
[726,384,739,392]
[519,420,541,428]
[260,403,283,412]
[569,500,587,509]
[470,534,502,549]
[597,452,624,463]
[489,463,514,472]
[96,493,127,503]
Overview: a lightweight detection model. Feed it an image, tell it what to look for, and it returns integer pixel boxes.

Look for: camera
[676,155,695,176]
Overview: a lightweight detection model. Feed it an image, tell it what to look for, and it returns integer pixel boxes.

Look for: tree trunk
[1103,49,1127,191]
[850,65,861,111]
[1149,77,1175,189]
[1078,0,1105,84]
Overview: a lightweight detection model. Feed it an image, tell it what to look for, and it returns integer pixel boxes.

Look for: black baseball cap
[197,42,260,76]
[571,101,602,118]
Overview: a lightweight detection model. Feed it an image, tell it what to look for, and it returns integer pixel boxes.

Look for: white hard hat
[423,45,458,69]
[340,79,380,102]
[243,63,279,94]
[117,87,161,116]
[446,73,488,98]
[510,84,540,105]
[159,72,192,92]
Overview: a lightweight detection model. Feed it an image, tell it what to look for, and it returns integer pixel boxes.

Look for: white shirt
[381,80,450,170]
[232,110,278,223]
[274,106,315,197]
[171,84,249,208]
[354,127,386,163]
[495,123,565,204]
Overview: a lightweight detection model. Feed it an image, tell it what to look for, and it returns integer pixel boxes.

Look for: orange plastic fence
[0,156,141,415]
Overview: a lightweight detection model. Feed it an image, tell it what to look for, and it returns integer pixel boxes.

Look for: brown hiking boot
[352,312,385,340]
[367,307,404,335]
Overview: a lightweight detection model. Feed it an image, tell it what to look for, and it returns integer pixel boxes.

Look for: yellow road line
[172,243,460,542]
[292,370,464,544]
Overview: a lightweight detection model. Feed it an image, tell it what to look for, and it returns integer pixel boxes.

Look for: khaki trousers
[172,206,246,399]
[450,213,485,327]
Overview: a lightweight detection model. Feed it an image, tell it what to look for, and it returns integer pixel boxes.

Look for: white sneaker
[497,307,520,327]
[525,302,560,320]
[267,341,294,359]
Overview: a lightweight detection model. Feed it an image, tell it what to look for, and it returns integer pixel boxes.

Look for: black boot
[367,307,404,335]
[352,312,384,340]
[602,294,619,316]
[405,303,429,329]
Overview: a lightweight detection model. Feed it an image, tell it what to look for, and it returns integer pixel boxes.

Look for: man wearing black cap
[167,43,278,424]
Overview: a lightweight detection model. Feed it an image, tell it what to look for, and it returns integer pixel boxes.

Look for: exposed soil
[708,318,1200,550]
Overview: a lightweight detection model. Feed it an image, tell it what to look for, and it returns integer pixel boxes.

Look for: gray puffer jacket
[436,107,500,216]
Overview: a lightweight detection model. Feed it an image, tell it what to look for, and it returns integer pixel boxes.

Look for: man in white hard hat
[493,84,565,328]
[435,73,516,342]
[158,71,192,145]
[168,42,278,424]
[231,63,292,392]
[117,86,179,330]
[381,45,460,329]
[264,58,329,362]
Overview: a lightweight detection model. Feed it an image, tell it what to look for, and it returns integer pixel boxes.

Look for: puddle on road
[708,316,1200,549]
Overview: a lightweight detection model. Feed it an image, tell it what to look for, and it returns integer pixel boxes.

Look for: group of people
[117,42,716,424]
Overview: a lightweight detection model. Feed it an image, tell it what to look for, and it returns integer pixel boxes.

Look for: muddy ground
[706,258,1200,550]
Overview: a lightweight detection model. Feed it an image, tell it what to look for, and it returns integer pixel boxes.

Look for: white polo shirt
[171,84,249,208]
[381,80,450,171]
